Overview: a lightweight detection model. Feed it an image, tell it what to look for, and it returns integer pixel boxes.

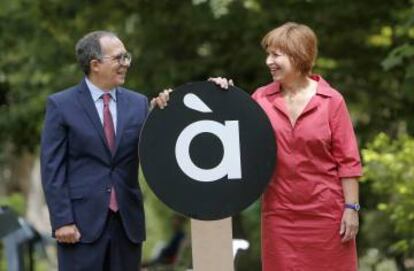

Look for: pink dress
[252,75,362,271]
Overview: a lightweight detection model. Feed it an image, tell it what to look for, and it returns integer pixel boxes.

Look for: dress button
[107,188,111,193]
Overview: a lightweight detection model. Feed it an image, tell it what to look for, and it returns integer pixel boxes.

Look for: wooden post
[191,218,234,271]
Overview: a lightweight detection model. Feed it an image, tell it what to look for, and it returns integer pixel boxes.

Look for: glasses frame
[99,52,132,65]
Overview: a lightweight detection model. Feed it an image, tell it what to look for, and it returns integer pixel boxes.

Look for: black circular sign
[139,81,276,220]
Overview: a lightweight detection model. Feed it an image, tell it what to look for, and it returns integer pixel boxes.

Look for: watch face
[346,203,360,211]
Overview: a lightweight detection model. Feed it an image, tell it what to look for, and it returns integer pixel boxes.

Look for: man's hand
[55,224,81,244]
[208,77,234,90]
[150,89,173,110]
[339,209,359,243]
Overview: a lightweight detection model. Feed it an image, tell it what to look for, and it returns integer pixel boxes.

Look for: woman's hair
[261,22,318,75]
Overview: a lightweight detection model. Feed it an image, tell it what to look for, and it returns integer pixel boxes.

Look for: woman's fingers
[340,210,359,243]
[341,220,359,242]
[208,77,233,90]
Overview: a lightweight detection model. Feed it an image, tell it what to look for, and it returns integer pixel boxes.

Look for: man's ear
[90,59,100,73]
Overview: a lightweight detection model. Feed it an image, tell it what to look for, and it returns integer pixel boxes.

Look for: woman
[211,22,362,271]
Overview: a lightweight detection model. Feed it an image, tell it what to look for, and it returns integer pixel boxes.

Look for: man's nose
[121,61,131,67]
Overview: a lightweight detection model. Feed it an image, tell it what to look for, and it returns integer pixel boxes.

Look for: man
[41,31,168,271]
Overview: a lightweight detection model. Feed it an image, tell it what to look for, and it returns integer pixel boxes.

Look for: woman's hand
[208,77,234,90]
[339,209,359,242]
[150,88,173,110]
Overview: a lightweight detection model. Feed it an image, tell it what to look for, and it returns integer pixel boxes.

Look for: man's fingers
[56,228,79,243]
[156,98,164,109]
[74,229,81,242]
[159,94,167,107]
[150,98,157,109]
[57,235,71,243]
[162,90,170,102]
[163,88,173,95]
[151,98,165,110]
[152,88,173,110]
[160,91,168,100]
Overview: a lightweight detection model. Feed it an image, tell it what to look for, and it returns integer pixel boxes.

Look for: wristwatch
[345,203,360,212]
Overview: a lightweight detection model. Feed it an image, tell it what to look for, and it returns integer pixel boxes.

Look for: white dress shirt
[85,77,118,134]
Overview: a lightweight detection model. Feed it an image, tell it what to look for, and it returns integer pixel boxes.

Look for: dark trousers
[57,211,142,271]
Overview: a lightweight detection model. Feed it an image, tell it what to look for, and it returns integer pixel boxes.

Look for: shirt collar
[85,77,117,102]
[263,74,333,97]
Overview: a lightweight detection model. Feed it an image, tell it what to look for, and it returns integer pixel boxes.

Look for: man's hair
[261,22,318,75]
[75,31,118,75]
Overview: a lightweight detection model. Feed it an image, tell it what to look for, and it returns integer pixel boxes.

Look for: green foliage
[1,0,414,268]
[362,133,414,256]
[380,0,414,135]
[0,192,26,215]
[140,171,192,267]
[0,0,413,152]
[237,201,261,271]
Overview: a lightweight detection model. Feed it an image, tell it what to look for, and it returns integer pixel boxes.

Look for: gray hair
[75,31,118,75]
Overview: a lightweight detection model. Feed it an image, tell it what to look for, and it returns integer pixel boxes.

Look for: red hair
[261,22,318,75]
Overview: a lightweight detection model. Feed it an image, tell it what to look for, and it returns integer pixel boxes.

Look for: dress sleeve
[330,96,362,178]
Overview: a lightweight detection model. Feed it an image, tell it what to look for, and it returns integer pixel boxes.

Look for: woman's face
[265,48,296,82]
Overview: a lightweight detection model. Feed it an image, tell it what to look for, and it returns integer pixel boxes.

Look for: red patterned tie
[102,93,118,212]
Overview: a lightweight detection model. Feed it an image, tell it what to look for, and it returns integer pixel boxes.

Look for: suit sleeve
[330,96,362,178]
[40,97,74,230]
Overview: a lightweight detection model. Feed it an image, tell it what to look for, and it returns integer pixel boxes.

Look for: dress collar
[263,74,333,97]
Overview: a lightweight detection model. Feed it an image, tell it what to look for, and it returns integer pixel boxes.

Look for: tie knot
[102,93,111,105]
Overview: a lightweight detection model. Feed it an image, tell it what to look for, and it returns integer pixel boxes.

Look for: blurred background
[1,0,414,270]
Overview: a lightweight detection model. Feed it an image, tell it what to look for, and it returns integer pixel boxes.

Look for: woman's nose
[265,55,274,65]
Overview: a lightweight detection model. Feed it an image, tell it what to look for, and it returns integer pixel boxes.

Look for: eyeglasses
[100,52,132,65]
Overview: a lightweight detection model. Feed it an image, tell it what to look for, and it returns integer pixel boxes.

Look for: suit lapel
[77,79,112,159]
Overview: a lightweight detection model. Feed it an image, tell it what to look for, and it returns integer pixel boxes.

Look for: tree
[362,133,414,270]
[1,0,413,269]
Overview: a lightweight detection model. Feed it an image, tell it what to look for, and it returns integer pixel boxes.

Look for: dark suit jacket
[40,78,147,244]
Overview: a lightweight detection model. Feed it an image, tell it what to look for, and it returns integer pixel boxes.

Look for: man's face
[95,36,130,89]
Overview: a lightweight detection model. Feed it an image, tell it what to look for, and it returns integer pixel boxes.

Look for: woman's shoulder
[315,76,345,103]
[251,81,280,100]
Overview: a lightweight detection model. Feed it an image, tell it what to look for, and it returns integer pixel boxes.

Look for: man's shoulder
[48,85,79,102]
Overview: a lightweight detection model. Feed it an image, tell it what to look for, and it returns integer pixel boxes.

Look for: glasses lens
[121,52,132,64]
